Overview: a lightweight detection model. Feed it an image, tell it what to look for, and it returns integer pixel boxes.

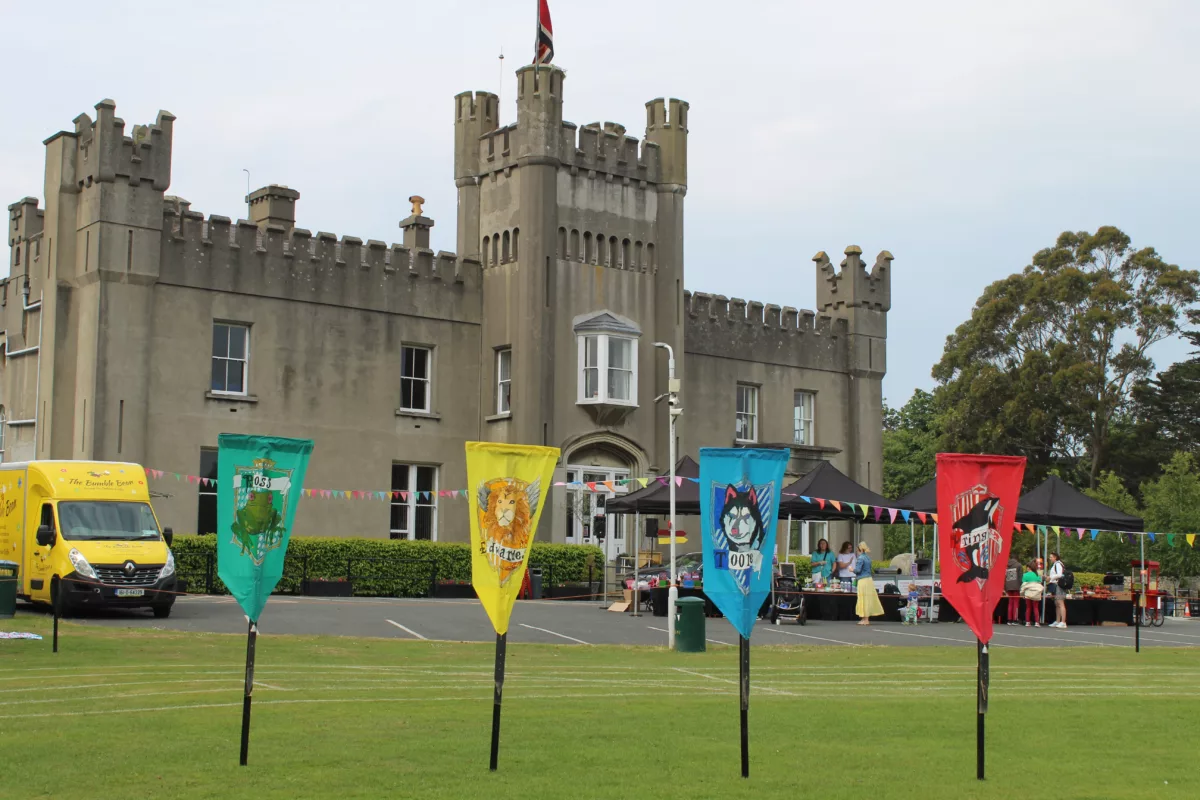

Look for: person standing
[835,541,856,585]
[810,538,836,586]
[1004,556,1022,625]
[1047,552,1068,628]
[853,542,884,625]
[1021,562,1043,627]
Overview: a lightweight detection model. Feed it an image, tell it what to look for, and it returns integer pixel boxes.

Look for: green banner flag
[217,434,314,622]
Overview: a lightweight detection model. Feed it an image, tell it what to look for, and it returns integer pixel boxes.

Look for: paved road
[18,596,1200,648]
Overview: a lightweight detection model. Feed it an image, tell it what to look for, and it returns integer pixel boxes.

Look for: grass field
[0,615,1195,800]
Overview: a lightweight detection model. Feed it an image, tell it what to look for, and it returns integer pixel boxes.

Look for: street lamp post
[654,342,682,648]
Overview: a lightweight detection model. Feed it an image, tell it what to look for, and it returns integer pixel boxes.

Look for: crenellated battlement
[159,205,481,323]
[475,118,662,183]
[53,99,174,191]
[815,246,892,313]
[683,289,849,371]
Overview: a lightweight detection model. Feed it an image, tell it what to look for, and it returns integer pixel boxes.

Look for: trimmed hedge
[171,536,604,598]
[784,555,813,575]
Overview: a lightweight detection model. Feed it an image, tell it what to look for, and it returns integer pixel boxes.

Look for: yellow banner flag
[1188,534,1196,548]
[466,441,560,634]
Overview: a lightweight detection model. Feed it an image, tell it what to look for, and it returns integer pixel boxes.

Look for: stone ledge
[395,409,442,421]
[205,391,258,404]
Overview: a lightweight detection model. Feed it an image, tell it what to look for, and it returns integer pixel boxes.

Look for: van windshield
[57,502,161,541]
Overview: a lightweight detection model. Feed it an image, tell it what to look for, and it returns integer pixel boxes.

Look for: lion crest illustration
[477,477,540,586]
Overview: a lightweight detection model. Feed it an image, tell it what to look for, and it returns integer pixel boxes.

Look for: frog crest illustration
[229,458,291,566]
[476,477,541,586]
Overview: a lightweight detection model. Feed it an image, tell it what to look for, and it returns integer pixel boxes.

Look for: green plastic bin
[675,596,707,653]
[0,560,18,619]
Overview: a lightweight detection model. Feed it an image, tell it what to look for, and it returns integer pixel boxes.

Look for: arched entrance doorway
[561,433,647,563]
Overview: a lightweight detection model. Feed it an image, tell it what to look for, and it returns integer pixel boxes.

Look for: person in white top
[835,541,856,582]
[1047,552,1067,628]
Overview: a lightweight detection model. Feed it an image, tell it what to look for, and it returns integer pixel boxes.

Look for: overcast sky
[4,1,1198,406]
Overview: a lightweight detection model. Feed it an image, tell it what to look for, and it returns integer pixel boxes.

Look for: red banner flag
[936,453,1026,643]
[534,0,554,64]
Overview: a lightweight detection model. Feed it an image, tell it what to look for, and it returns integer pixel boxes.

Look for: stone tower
[454,63,688,473]
[815,246,892,492]
[38,99,175,461]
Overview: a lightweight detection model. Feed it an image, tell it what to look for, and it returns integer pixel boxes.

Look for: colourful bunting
[889,508,899,524]
[900,510,911,523]
[1188,535,1196,547]
[1167,534,1176,547]
[830,500,842,512]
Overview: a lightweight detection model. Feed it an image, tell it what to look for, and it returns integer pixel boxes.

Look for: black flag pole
[489,632,508,771]
[739,634,750,778]
[976,638,988,780]
[52,581,61,654]
[239,619,258,766]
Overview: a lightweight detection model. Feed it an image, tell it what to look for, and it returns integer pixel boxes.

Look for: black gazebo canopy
[1016,475,1144,532]
[778,461,906,521]
[605,456,700,516]
[896,478,937,514]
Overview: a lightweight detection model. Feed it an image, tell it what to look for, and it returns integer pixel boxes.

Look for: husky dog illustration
[721,484,766,554]
[953,497,1000,584]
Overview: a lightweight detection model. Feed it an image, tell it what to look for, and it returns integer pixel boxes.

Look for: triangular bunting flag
[638,478,649,488]
[861,505,869,520]
[930,513,938,523]
[900,510,911,523]
[1188,534,1196,547]
[845,503,856,514]
[675,476,684,487]
[1167,534,1176,547]
[586,482,597,491]
[816,498,825,510]
[604,481,615,491]
[830,500,842,512]
[889,508,899,524]
[916,512,926,524]
[873,506,884,522]
[1148,532,1156,543]
[1090,530,1099,541]
[1051,526,1060,535]
[800,496,812,505]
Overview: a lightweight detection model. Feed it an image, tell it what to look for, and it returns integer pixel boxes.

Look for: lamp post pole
[655,342,681,649]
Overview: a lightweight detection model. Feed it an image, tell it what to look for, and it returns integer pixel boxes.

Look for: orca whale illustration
[953,497,999,584]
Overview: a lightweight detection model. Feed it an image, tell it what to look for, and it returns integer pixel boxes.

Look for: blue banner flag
[699,448,789,639]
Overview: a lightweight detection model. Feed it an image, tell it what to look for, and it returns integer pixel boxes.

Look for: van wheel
[151,604,172,619]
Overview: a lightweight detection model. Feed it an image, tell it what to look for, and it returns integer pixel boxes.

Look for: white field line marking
[1129,627,1200,641]
[670,667,794,696]
[0,687,243,708]
[385,619,427,640]
[0,678,242,695]
[253,681,291,691]
[517,623,591,645]
[989,629,1122,648]
[646,625,732,646]
[762,627,864,647]
[871,628,987,645]
[0,690,730,721]
[1046,627,1198,646]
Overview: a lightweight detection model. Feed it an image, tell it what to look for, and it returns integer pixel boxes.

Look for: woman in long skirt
[854,542,884,625]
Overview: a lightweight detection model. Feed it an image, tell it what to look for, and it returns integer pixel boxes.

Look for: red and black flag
[535,0,554,64]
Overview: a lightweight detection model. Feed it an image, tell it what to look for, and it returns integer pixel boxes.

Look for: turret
[453,90,498,260]
[645,98,688,187]
[515,65,565,161]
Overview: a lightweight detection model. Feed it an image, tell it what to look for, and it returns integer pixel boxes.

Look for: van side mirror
[162,527,174,547]
[36,525,56,548]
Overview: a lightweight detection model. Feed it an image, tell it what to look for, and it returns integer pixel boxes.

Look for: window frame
[390,463,439,541]
[793,390,815,446]
[495,348,512,415]
[576,333,638,406]
[735,383,759,443]
[210,322,250,396]
[399,344,433,413]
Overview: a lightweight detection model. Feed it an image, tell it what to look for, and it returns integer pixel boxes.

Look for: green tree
[933,227,1199,488]
[1140,452,1200,585]
[882,389,939,558]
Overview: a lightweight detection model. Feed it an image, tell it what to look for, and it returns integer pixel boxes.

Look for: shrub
[785,555,813,575]
[171,536,604,597]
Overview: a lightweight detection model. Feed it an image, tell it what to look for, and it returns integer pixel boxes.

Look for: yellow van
[0,461,177,618]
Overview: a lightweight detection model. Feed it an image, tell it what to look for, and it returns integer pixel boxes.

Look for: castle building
[2,64,892,557]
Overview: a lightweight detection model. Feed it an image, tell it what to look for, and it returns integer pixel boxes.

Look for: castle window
[400,345,432,413]
[793,391,815,446]
[735,384,758,443]
[390,463,438,540]
[584,232,593,263]
[574,311,641,407]
[610,237,618,268]
[596,235,606,266]
[634,241,643,269]
[496,348,512,415]
[646,243,655,269]
[492,235,499,267]
[211,322,249,395]
[570,230,580,260]
[502,231,511,263]
[557,228,566,258]
[482,236,490,264]
[197,448,218,534]
[512,228,520,261]
[621,239,631,269]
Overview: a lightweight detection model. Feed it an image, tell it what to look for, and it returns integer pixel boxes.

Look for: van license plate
[115,589,144,598]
